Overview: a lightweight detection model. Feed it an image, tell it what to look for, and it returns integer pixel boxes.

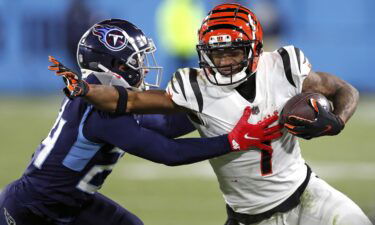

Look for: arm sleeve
[83,111,229,166]
[134,113,196,138]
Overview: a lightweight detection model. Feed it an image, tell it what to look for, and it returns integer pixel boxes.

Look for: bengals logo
[92,25,128,51]
[208,35,231,44]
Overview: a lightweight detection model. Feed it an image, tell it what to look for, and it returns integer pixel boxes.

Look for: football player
[51,5,373,225]
[0,19,283,225]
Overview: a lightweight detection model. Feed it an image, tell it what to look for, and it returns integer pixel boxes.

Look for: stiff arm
[85,85,181,114]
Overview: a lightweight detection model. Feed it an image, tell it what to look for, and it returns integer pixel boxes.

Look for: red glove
[228,107,283,151]
[48,56,90,98]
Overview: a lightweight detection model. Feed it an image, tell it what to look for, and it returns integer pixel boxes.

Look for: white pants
[254,174,373,225]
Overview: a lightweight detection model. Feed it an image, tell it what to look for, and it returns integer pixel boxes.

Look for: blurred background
[0,0,374,224]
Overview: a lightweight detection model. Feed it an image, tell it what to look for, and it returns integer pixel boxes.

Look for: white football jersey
[166,46,312,214]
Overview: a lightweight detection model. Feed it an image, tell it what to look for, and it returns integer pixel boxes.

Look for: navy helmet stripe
[189,69,204,113]
[277,48,296,87]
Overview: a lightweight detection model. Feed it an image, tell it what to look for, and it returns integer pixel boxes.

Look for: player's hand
[284,98,344,140]
[228,107,283,151]
[48,56,90,98]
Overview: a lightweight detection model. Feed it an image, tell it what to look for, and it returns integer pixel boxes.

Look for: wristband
[113,85,128,114]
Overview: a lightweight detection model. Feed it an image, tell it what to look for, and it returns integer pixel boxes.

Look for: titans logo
[92,25,129,51]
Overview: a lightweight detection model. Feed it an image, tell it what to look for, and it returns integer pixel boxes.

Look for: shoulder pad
[167,68,203,112]
[276,45,311,87]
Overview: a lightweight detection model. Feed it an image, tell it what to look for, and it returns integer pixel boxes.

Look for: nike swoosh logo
[244,134,259,140]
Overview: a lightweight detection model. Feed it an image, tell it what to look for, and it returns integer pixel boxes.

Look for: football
[279,92,331,125]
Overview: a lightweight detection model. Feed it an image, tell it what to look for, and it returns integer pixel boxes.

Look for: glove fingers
[48,56,59,64]
[239,106,252,124]
[261,113,279,127]
[284,123,308,133]
[264,124,283,135]
[309,98,320,114]
[288,115,314,125]
[284,123,294,130]
[284,124,316,138]
[263,131,283,141]
[286,129,299,135]
[57,72,78,81]
[48,65,59,71]
[48,56,63,72]
[48,56,77,75]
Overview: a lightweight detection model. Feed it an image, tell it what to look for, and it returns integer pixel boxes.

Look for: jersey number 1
[260,148,273,176]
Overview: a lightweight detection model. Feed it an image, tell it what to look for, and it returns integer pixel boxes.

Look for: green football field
[0,95,374,225]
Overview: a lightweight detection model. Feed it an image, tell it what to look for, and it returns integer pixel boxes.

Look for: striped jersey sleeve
[166,68,203,113]
[276,45,312,93]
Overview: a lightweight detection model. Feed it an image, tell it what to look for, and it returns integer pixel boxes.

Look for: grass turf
[0,95,374,224]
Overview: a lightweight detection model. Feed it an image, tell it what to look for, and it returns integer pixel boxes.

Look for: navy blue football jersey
[15,74,230,223]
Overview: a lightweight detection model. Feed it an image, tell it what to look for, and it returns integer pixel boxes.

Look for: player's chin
[218,68,241,76]
[219,71,232,76]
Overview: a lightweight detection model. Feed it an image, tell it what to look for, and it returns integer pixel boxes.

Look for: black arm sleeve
[83,111,230,166]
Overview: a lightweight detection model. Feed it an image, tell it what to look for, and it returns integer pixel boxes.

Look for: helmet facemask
[196,3,263,87]
[77,19,163,91]
[93,38,162,90]
[197,39,260,86]
[123,38,162,90]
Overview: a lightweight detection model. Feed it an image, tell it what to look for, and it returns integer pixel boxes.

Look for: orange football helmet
[197,3,263,86]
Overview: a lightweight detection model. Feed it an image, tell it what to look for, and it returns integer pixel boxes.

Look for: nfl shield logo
[3,208,16,225]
